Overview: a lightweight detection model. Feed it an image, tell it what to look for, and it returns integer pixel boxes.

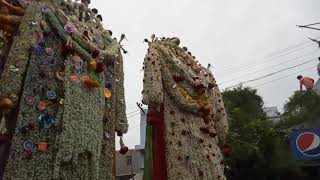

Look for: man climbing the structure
[297,75,314,90]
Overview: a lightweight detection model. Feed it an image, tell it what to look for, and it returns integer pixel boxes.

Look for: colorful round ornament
[105,81,113,90]
[88,59,97,71]
[38,113,56,129]
[23,140,34,151]
[64,23,77,34]
[104,88,112,99]
[32,44,43,55]
[81,75,89,82]
[41,5,50,13]
[72,55,81,62]
[45,47,54,56]
[70,75,79,83]
[25,96,35,106]
[37,101,46,110]
[187,131,193,140]
[55,71,65,81]
[0,98,14,112]
[38,142,48,152]
[46,91,57,100]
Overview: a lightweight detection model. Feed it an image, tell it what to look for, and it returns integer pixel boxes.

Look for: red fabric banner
[148,105,167,180]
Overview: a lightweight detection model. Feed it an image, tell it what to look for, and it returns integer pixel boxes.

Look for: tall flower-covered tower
[142,37,229,180]
[0,0,127,179]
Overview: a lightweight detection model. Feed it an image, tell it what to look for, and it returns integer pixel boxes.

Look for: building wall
[117,109,146,180]
[116,149,143,177]
[135,109,147,150]
[263,106,281,123]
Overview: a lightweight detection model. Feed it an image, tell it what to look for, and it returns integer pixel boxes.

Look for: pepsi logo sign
[296,132,320,157]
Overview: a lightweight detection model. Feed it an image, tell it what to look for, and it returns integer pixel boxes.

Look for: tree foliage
[223,86,306,180]
[279,90,320,128]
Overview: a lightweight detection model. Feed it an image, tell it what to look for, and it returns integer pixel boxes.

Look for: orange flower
[72,55,81,62]
[84,79,100,88]
[104,88,112,98]
[38,142,48,152]
[88,59,97,71]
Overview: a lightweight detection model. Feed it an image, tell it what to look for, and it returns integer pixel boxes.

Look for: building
[116,109,147,180]
[116,149,144,180]
[264,106,281,123]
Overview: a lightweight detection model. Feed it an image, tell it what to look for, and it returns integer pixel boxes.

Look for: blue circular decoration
[105,81,113,90]
[187,132,193,140]
[38,113,56,129]
[23,140,34,151]
[38,39,46,47]
[41,5,50,13]
[32,45,44,55]
[46,91,57,100]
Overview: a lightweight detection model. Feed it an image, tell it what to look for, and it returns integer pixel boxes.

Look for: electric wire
[218,49,319,85]
[216,42,315,78]
[252,65,317,88]
[223,58,317,89]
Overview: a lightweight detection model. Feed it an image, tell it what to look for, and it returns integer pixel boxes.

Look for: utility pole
[297,22,320,31]
[297,22,320,48]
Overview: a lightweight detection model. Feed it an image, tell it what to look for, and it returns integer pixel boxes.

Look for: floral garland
[142,37,229,180]
[2,1,127,179]
[151,43,213,116]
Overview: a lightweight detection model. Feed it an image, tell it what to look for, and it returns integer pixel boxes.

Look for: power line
[298,22,320,27]
[215,40,315,78]
[253,65,317,88]
[218,49,319,85]
[127,112,140,119]
[127,109,140,115]
[223,58,316,89]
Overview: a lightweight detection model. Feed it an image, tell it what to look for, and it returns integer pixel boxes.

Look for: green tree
[278,90,320,128]
[223,86,304,180]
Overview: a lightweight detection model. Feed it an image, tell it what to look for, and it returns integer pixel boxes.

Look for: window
[126,156,132,166]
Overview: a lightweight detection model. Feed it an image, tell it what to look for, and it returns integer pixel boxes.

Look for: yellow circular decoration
[0,98,14,112]
[104,88,112,98]
[88,59,97,71]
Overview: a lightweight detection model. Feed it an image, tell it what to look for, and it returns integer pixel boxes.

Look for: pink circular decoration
[64,23,77,34]
[81,75,89,82]
[45,48,54,56]
[25,96,35,106]
[70,75,79,83]
[37,101,46,110]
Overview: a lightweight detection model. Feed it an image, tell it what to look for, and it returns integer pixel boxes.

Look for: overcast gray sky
[90,0,320,148]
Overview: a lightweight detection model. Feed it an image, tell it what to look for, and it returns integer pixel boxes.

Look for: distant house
[263,106,281,123]
[116,109,147,180]
[116,149,144,180]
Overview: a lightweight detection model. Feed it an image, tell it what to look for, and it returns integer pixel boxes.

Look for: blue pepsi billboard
[290,129,320,160]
